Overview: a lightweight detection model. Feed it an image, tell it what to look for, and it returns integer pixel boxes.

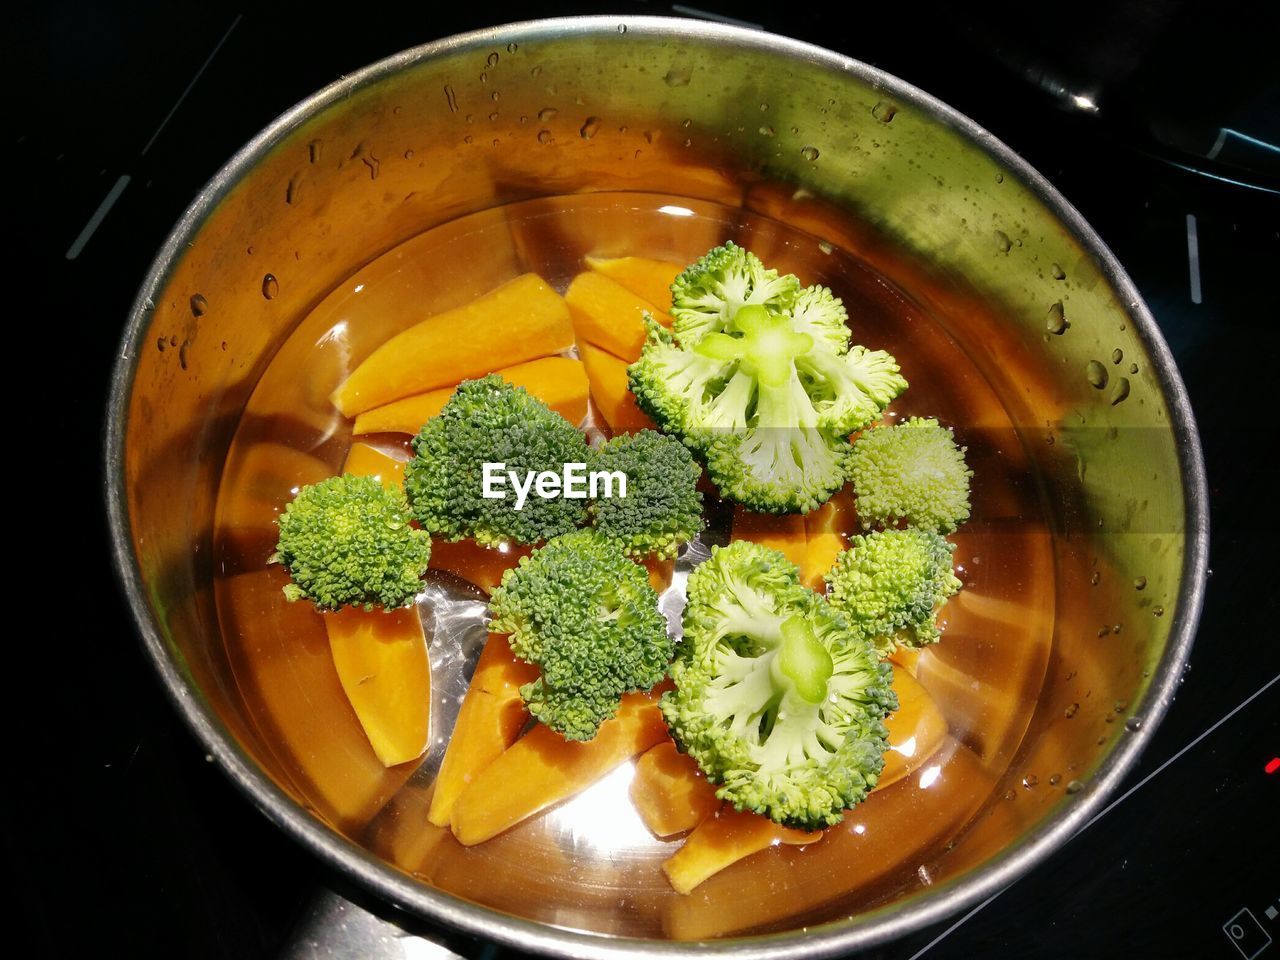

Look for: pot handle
[280,889,470,960]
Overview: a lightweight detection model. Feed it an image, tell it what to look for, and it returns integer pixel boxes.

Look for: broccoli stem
[772,616,834,704]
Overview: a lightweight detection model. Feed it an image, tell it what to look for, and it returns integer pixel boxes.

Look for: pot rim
[104,15,1209,958]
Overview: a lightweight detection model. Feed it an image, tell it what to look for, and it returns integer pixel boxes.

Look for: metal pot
[105,15,1207,958]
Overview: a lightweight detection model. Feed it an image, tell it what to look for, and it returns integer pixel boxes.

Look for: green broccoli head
[789,284,851,355]
[661,540,896,830]
[629,298,906,514]
[404,375,590,548]
[670,241,800,346]
[847,417,973,533]
[825,528,962,655]
[272,474,431,611]
[488,531,673,741]
[588,430,704,559]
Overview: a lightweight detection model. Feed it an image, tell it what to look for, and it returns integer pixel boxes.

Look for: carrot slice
[579,341,656,434]
[352,357,589,435]
[876,669,949,792]
[631,741,719,838]
[801,486,857,590]
[731,506,807,567]
[565,271,674,363]
[331,273,574,417]
[450,691,669,845]
[323,442,429,767]
[427,635,540,827]
[584,255,682,313]
[663,808,821,895]
[428,539,530,594]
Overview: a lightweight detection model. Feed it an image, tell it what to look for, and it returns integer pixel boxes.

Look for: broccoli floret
[670,241,800,346]
[661,540,896,830]
[789,284,851,355]
[825,528,962,655]
[588,430,704,559]
[488,531,673,741]
[272,474,431,611]
[629,298,906,514]
[404,376,590,548]
[848,417,973,533]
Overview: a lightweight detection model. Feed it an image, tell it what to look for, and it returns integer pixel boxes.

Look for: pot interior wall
[117,19,1191,943]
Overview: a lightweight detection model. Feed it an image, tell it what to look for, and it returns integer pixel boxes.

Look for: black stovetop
[15,2,1278,958]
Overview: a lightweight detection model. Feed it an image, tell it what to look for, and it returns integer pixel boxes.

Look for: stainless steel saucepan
[105,16,1207,958]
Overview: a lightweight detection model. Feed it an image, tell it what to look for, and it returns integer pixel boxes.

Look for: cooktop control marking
[1223,908,1272,959]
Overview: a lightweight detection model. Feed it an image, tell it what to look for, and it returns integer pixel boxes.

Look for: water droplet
[261,274,279,300]
[463,135,473,145]
[579,116,601,139]
[537,129,553,144]
[1064,702,1079,719]
[506,42,518,54]
[156,336,166,352]
[1023,774,1039,788]
[1004,789,1016,801]
[530,65,542,77]
[818,241,833,255]
[759,102,769,112]
[1044,302,1064,335]
[1153,605,1164,617]
[187,294,207,318]
[1086,360,1109,389]
[994,230,1012,254]
[681,118,692,128]
[178,339,191,370]
[392,105,402,116]
[489,111,499,121]
[1124,716,1143,732]
[286,173,302,205]
[872,100,897,123]
[491,91,501,102]
[1049,774,1062,786]
[361,154,380,180]
[800,145,820,161]
[790,125,800,134]
[492,139,500,147]
[1111,348,1124,364]
[1114,700,1128,714]
[486,52,500,67]
[444,85,458,113]
[1129,362,1139,374]
[246,246,255,255]
[1051,262,1066,280]
[1090,571,1101,586]
[404,148,415,160]
[618,23,627,33]
[169,335,178,347]
[682,138,692,147]
[758,125,775,137]
[995,172,1004,183]
[1110,377,1131,405]
[1112,624,1122,634]
[538,107,558,121]
[1065,779,1084,795]
[1134,576,1147,590]
[663,68,691,87]
[479,72,487,84]
[220,341,227,351]
[643,130,656,144]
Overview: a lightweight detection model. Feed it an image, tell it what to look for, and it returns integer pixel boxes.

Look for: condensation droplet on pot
[994,230,1012,254]
[1125,716,1143,732]
[682,118,692,128]
[618,23,627,33]
[1129,362,1139,374]
[190,294,208,317]
[1134,576,1147,590]
[872,100,897,123]
[1110,377,1131,405]
[1111,348,1124,364]
[261,274,279,300]
[170,335,178,347]
[1090,571,1100,586]
[580,116,601,139]
[801,145,820,161]
[491,91,500,102]
[486,52,499,67]
[1004,789,1016,801]
[1064,702,1079,719]
[1065,779,1084,795]
[178,339,191,370]
[1153,605,1164,617]
[1112,624,1122,634]
[156,336,166,352]
[759,125,775,137]
[307,139,322,164]
[819,241,834,255]
[537,129,553,144]
[1048,773,1062,786]
[643,130,656,144]
[489,111,499,121]
[1046,301,1068,334]
[1086,360,1109,389]
[682,138,692,147]
[444,85,458,113]
[759,102,769,112]
[538,107,558,121]
[1051,262,1066,280]
[492,139,500,148]
[506,42,518,54]
[663,67,691,87]
[463,135,473,144]
[403,149,414,159]
[995,172,1004,183]
[479,72,487,84]
[286,173,301,204]
[361,154,380,180]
